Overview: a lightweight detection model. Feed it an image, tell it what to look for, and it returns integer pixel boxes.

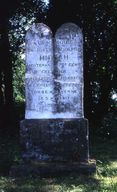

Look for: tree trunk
[0,19,16,134]
[1,20,14,106]
[0,70,4,106]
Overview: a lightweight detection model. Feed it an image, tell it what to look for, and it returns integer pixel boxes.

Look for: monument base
[10,118,96,176]
[10,160,96,177]
[20,118,89,162]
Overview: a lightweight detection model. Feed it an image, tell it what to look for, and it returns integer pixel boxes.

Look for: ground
[0,136,117,192]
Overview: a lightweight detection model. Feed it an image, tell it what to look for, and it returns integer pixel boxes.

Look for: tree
[0,0,46,134]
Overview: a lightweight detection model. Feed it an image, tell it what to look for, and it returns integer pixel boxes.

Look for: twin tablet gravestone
[25,23,83,119]
[13,23,96,176]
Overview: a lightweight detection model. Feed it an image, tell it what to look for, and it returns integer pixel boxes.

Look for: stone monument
[10,23,96,176]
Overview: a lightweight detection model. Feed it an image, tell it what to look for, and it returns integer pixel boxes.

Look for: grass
[0,137,117,192]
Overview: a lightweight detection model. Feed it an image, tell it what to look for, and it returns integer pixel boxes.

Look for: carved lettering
[55,23,84,117]
[25,23,84,119]
[25,23,55,119]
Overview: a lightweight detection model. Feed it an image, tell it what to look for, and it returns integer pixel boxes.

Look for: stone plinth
[10,118,96,177]
[10,161,96,177]
[20,118,89,162]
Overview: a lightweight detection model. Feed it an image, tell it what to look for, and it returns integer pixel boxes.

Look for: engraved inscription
[25,23,84,119]
[25,23,55,119]
[55,23,84,118]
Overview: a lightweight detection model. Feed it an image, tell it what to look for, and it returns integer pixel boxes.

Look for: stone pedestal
[20,118,89,162]
[10,161,96,177]
[10,118,96,177]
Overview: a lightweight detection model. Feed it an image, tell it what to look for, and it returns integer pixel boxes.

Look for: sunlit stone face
[25,23,55,119]
[54,23,84,118]
[25,23,84,119]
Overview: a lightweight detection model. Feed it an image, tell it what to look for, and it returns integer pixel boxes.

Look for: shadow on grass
[0,174,101,192]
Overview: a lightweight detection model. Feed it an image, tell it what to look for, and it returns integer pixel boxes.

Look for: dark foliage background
[0,0,117,139]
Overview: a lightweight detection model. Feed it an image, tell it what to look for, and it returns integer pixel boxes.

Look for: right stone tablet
[55,23,84,118]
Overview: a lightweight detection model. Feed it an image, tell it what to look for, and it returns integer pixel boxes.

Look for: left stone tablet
[25,23,55,119]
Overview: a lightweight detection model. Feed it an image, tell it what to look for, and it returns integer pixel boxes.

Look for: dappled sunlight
[109,161,117,169]
[0,171,117,192]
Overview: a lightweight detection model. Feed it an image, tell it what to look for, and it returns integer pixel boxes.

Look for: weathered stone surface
[10,161,96,177]
[10,23,96,176]
[20,118,89,162]
[25,23,55,119]
[55,23,83,118]
[25,23,84,119]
